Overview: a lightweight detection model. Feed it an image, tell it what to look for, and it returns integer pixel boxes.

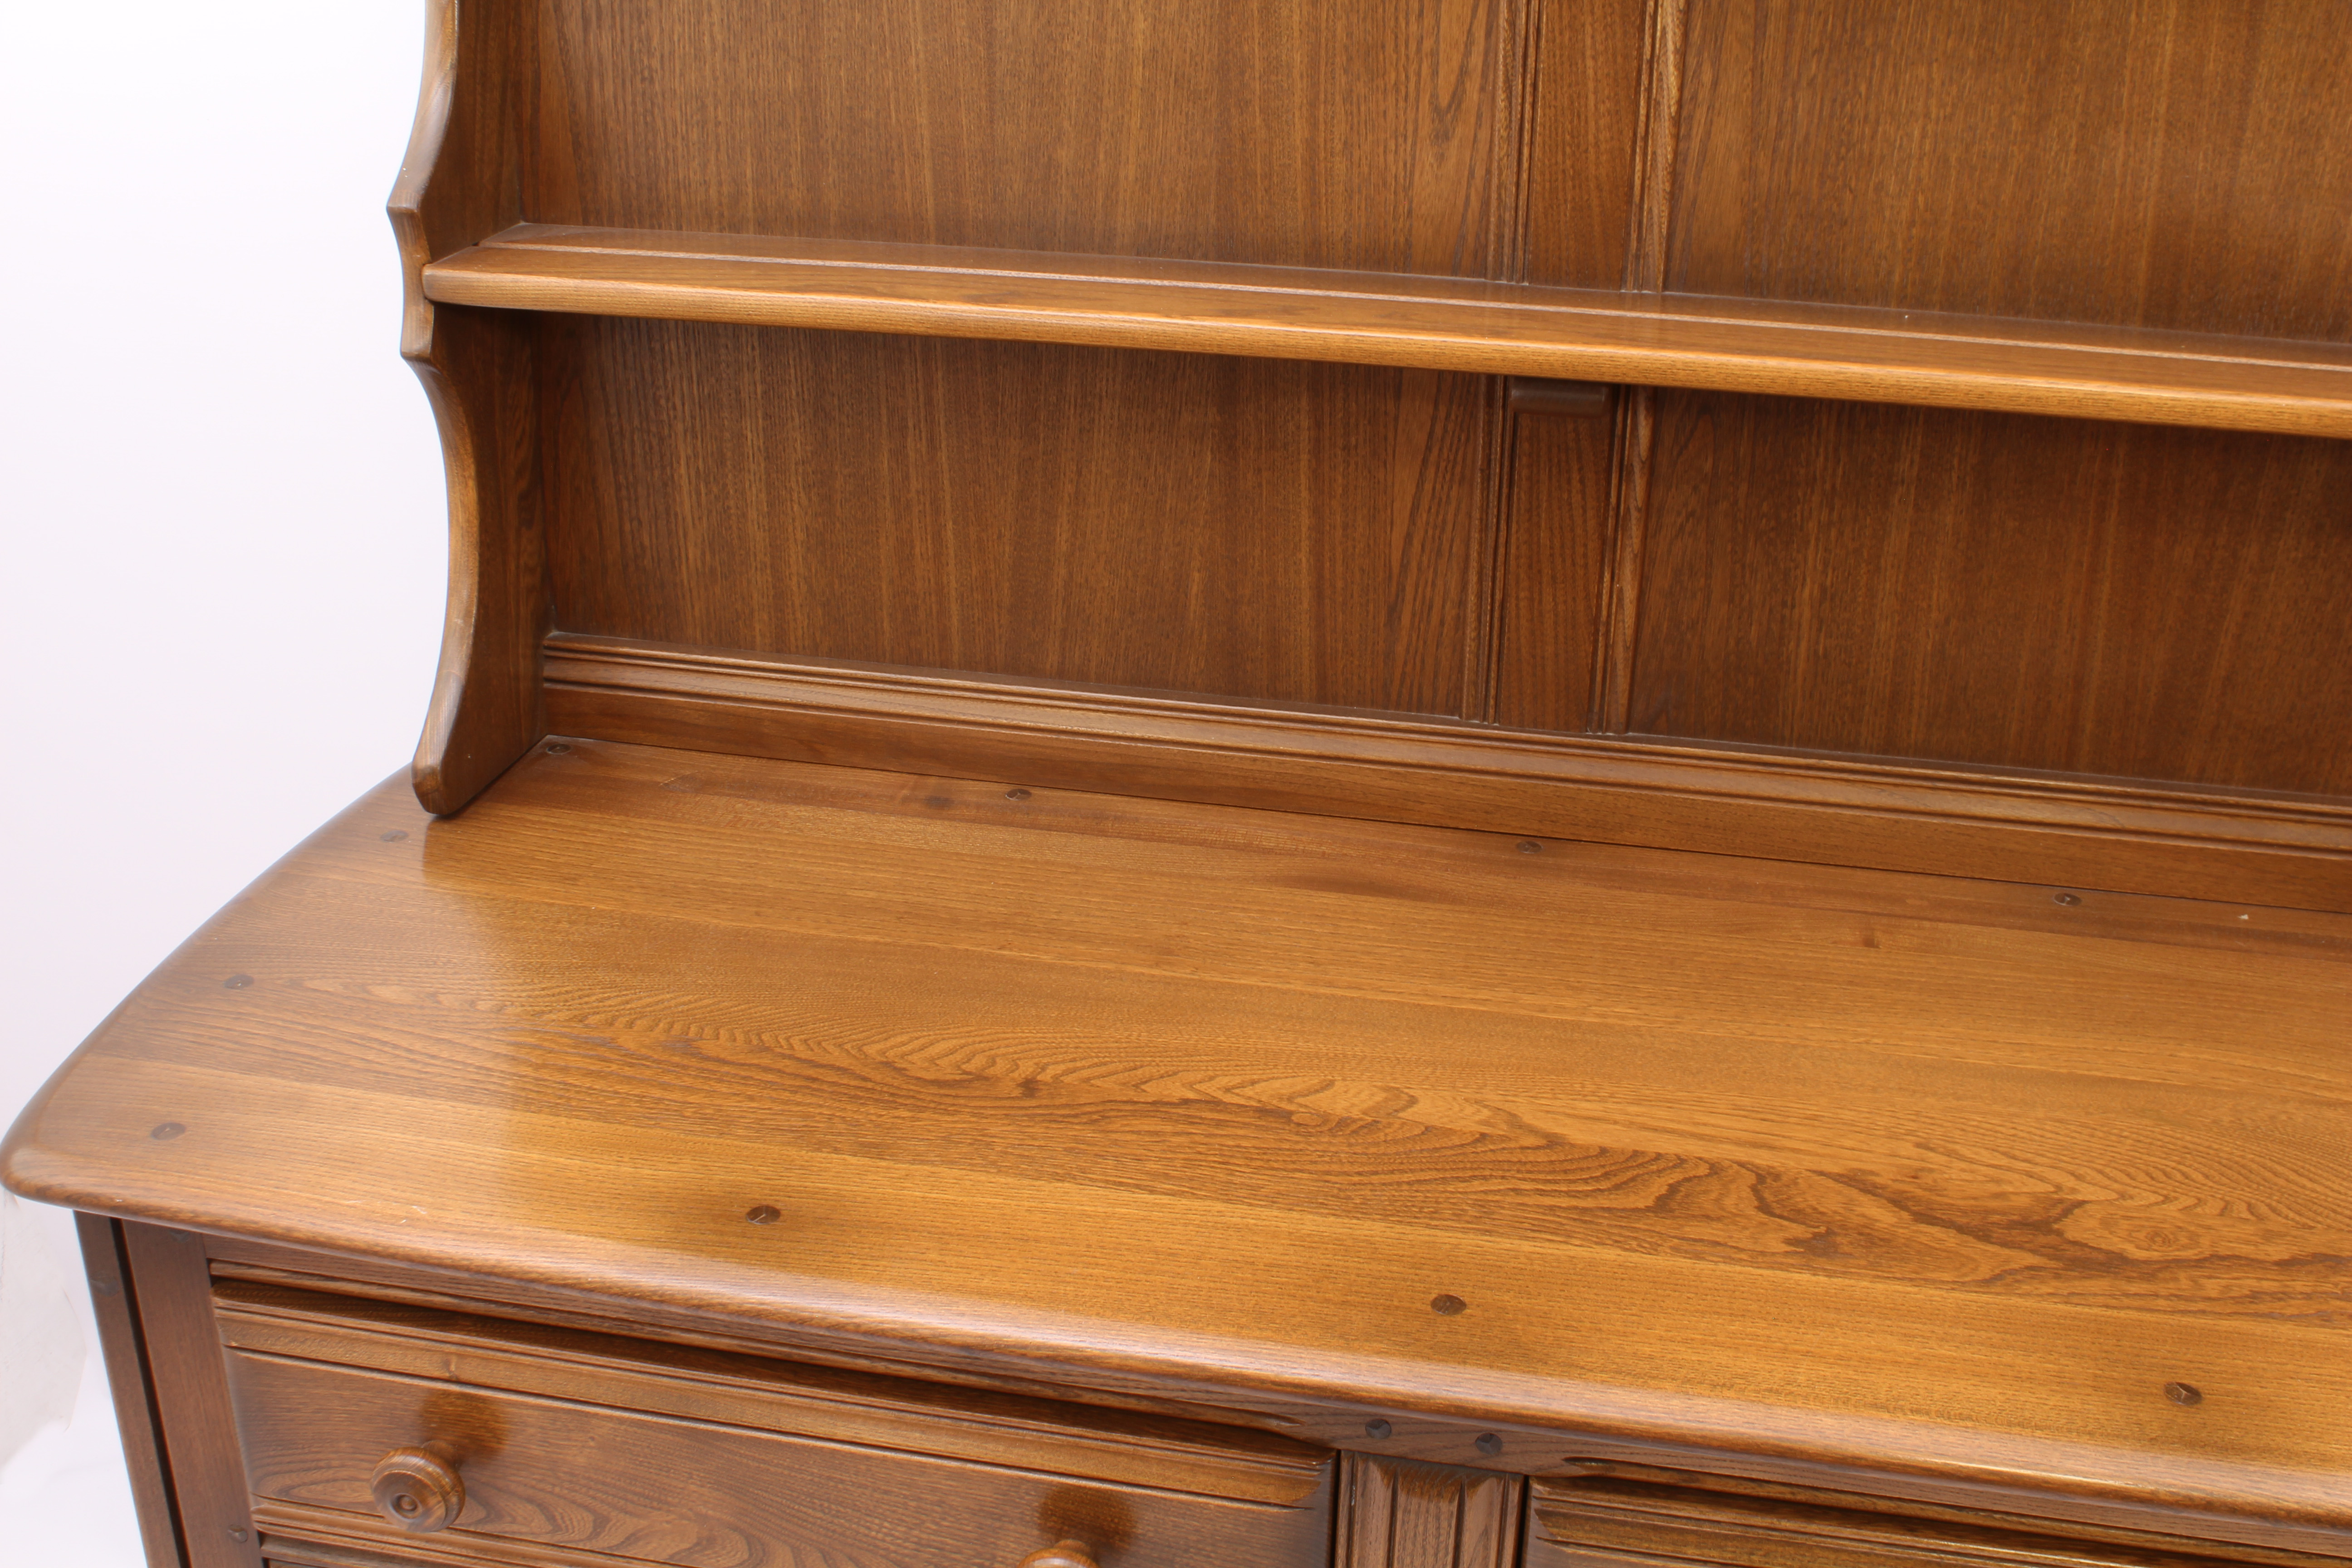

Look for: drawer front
[1526,1475,2298,1568]
[219,1284,1330,1568]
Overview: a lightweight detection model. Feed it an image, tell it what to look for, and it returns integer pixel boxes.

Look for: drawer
[1525,1471,2328,1568]
[216,1280,1331,1568]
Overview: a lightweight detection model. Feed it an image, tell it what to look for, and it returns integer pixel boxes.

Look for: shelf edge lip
[461,225,2352,373]
[421,226,2352,437]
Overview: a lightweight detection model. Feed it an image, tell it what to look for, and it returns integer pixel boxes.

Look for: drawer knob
[370,1443,464,1533]
[1018,1545,1098,1568]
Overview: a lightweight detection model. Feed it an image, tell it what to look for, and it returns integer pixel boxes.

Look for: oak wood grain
[225,1347,1328,1568]
[537,319,1496,715]
[1337,1454,1521,1568]
[1669,0,2352,342]
[540,633,2352,912]
[1630,392,2352,795]
[7,745,2349,1534]
[423,227,2352,439]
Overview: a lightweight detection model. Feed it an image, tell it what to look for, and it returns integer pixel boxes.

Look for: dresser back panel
[527,0,1646,280]
[1668,0,2352,339]
[1627,391,2352,795]
[541,318,1573,717]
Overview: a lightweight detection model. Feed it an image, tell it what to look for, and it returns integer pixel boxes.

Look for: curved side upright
[392,0,545,815]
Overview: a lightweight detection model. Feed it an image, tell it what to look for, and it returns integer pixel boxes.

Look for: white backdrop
[0,5,447,1558]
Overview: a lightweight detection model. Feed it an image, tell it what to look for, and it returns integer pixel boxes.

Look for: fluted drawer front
[217,1280,1332,1568]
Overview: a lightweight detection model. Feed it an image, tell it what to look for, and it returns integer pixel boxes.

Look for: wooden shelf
[11,741,2352,1527]
[421,225,2352,439]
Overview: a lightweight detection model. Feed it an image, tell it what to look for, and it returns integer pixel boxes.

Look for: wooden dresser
[8,3,2349,1566]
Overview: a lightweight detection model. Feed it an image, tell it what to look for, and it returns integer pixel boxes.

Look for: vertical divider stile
[1590,0,1688,734]
[1467,0,1550,724]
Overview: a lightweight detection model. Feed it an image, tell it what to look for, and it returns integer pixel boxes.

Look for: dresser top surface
[8,739,2348,1526]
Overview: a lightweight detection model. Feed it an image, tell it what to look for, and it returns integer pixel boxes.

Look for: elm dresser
[8,3,2350,1567]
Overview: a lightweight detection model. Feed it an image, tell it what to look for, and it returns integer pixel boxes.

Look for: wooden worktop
[8,740,2348,1535]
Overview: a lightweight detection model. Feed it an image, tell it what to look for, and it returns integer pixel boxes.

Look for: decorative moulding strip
[541,632,2352,913]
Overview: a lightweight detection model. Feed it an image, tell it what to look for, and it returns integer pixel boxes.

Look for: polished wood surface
[26,4,2352,1565]
[425,225,2352,438]
[10,744,2350,1536]
[1630,392,2352,794]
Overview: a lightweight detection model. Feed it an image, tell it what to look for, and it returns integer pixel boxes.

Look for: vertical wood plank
[1489,403,1617,733]
[1520,0,1649,288]
[77,1213,186,1568]
[1493,0,1652,729]
[1571,0,1687,735]
[121,1224,258,1568]
[1338,1453,1523,1568]
[1622,0,1689,292]
[1591,389,1657,735]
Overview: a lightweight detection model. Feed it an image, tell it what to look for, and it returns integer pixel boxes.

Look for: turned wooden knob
[371,1443,464,1533]
[1017,1544,1098,1568]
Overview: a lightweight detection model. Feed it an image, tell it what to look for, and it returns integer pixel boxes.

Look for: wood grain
[199,1246,2352,1563]
[422,226,2352,439]
[1489,396,1618,730]
[7,745,2349,1534]
[540,633,2352,912]
[1337,1454,1522,1568]
[76,1213,186,1568]
[1630,392,2352,795]
[1670,0,2352,341]
[529,0,1524,278]
[225,1348,1328,1568]
[539,319,1496,716]
[122,1222,260,1568]
[1517,0,1650,288]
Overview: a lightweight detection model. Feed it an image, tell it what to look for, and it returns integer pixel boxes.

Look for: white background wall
[0,5,447,1558]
